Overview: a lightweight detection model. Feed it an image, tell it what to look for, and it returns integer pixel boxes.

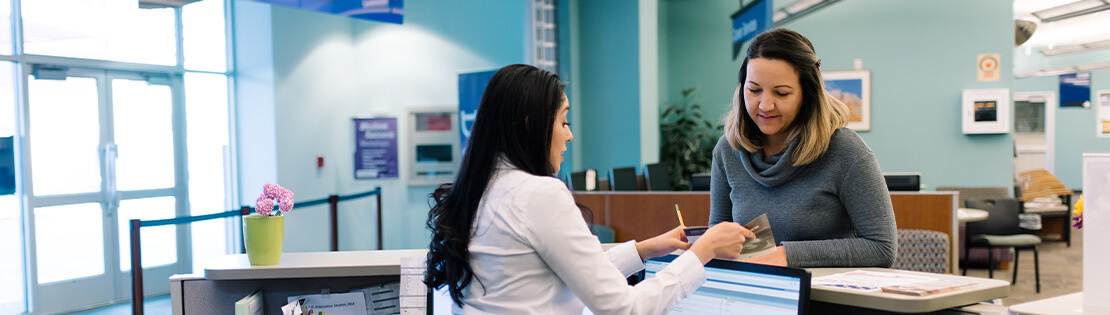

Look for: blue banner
[458,70,497,156]
[250,0,403,24]
[1060,72,1091,107]
[731,0,772,59]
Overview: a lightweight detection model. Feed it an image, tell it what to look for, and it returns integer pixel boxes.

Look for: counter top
[808,268,1010,313]
[203,249,427,280]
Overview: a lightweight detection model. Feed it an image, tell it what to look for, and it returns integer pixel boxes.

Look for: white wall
[234,1,527,251]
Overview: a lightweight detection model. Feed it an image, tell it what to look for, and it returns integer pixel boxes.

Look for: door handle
[103,143,119,210]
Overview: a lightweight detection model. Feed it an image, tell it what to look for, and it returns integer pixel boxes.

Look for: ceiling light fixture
[773,0,842,25]
[1015,61,1110,77]
[1041,38,1110,56]
[1032,0,1110,23]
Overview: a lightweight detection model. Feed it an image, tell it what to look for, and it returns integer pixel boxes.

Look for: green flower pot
[244,214,284,265]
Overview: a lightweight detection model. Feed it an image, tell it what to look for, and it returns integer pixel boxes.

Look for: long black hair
[424,64,588,306]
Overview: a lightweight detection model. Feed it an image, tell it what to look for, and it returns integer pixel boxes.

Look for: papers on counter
[812,270,938,292]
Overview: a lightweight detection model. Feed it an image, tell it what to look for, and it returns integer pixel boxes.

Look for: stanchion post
[130,219,144,315]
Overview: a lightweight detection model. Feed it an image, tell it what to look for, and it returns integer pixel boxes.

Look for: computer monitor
[434,254,810,314]
[690,173,711,191]
[640,254,810,314]
[609,167,638,191]
[644,163,673,191]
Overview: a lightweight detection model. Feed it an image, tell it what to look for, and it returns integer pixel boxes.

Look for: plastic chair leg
[1012,249,1019,286]
[987,246,994,279]
[1033,246,1041,293]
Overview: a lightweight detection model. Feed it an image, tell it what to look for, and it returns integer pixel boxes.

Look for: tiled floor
[64,295,171,315]
[962,226,1084,306]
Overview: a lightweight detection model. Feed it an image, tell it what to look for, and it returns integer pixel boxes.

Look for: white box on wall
[404,107,460,186]
[1083,153,1110,312]
[962,88,1010,134]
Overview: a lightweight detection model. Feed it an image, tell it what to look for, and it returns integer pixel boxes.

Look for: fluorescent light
[774,0,842,25]
[773,10,788,22]
[1041,38,1110,56]
[1032,0,1110,23]
[785,0,822,14]
[1015,61,1110,77]
[1077,61,1110,71]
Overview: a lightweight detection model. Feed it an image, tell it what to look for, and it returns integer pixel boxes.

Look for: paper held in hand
[685,213,777,261]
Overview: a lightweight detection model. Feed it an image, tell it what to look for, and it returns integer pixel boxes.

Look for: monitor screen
[641,255,809,314]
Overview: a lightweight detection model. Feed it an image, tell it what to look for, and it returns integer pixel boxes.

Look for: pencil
[674,204,686,226]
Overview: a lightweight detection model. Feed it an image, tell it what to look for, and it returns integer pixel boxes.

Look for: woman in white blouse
[424,64,755,314]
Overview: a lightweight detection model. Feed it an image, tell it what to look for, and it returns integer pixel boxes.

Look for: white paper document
[399,256,428,314]
[285,292,367,315]
[812,270,937,292]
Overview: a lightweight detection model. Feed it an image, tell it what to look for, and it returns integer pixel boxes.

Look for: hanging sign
[731,0,772,60]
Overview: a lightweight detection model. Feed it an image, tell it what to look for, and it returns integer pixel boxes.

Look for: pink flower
[255,197,274,216]
[255,183,294,216]
[279,190,295,212]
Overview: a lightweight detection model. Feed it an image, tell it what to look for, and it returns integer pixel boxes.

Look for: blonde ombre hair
[723,28,849,166]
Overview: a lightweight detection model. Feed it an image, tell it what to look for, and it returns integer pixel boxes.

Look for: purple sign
[354,118,398,179]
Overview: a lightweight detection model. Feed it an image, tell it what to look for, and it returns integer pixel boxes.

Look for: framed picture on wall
[1097,90,1110,138]
[962,88,1010,134]
[822,70,871,131]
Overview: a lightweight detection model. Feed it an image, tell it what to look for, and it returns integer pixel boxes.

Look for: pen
[674,204,686,226]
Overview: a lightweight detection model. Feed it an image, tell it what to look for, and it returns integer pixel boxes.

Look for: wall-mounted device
[405,107,459,186]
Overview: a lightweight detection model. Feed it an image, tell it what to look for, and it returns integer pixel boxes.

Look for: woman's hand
[635,225,691,261]
[689,222,755,264]
[744,245,788,266]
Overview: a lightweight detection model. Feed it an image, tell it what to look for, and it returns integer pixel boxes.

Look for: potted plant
[660,87,723,190]
[244,183,295,265]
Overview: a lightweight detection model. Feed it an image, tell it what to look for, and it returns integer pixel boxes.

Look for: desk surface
[203,249,426,280]
[1009,292,1095,315]
[808,268,1010,313]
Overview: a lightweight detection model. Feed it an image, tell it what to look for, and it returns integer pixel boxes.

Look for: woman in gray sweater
[708,28,897,268]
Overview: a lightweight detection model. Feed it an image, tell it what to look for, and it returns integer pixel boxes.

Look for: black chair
[609,166,638,191]
[690,173,711,191]
[643,163,672,191]
[963,198,1042,293]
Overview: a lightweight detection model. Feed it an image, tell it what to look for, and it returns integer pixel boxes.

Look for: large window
[0,0,235,313]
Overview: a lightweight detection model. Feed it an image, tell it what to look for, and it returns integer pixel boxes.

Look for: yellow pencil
[674,204,686,226]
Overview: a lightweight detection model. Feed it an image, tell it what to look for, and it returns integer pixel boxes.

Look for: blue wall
[234,0,527,250]
[575,0,642,176]
[660,0,1016,190]
[1013,45,1110,188]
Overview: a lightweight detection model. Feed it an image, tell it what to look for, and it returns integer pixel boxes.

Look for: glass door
[21,65,187,313]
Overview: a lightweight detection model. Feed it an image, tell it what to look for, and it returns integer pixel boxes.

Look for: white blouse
[456,166,706,314]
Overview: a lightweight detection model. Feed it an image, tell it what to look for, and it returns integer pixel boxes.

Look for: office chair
[892,229,949,274]
[690,173,711,191]
[964,198,1042,293]
[609,167,638,191]
[643,163,673,191]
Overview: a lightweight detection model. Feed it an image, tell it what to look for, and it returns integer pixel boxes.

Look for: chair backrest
[966,198,1024,236]
[609,166,638,191]
[643,163,673,191]
[591,224,616,243]
[935,186,1009,208]
[892,229,949,274]
[690,173,711,191]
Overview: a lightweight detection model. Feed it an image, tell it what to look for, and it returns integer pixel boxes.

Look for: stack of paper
[235,290,263,315]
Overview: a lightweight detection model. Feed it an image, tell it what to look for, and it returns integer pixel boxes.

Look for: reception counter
[574,191,959,272]
[173,246,1000,314]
